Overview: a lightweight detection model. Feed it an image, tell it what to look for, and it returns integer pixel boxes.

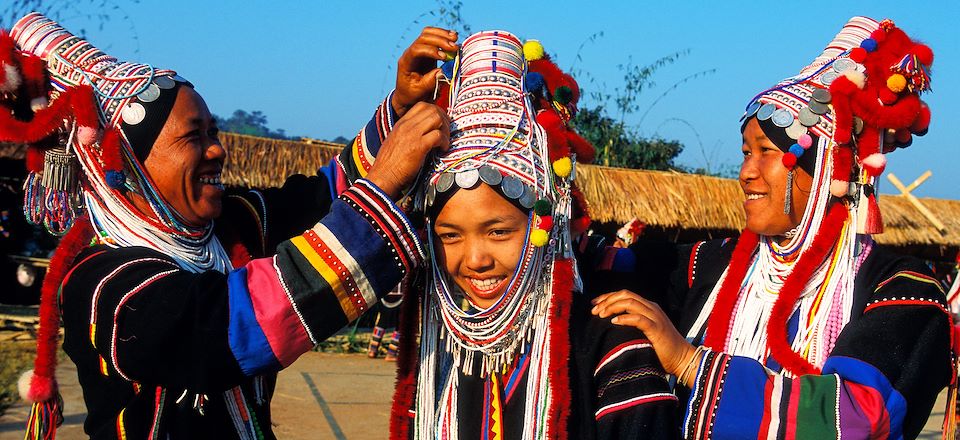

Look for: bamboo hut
[1,134,957,260]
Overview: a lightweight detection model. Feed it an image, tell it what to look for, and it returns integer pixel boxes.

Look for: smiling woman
[1,13,450,440]
[386,30,677,440]
[590,16,952,440]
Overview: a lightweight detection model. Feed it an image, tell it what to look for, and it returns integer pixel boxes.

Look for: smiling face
[433,183,529,309]
[739,118,813,238]
[131,86,226,226]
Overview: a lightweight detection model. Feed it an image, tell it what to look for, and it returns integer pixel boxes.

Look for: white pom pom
[830,180,849,198]
[18,369,34,402]
[861,153,887,176]
[1,63,22,92]
[843,70,866,90]
[30,96,48,112]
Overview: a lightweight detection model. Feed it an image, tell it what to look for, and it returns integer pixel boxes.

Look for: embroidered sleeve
[225,179,423,376]
[683,273,951,439]
[338,92,399,183]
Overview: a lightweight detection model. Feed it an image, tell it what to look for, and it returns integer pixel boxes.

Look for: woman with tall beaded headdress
[0,13,455,439]
[590,16,953,439]
[376,30,679,440]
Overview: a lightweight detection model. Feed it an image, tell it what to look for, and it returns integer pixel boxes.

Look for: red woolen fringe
[703,232,760,351]
[98,128,124,171]
[390,273,422,440]
[0,85,98,144]
[546,259,574,440]
[765,202,847,376]
[33,215,94,394]
[864,193,884,235]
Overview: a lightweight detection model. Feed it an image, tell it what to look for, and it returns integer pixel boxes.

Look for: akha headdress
[693,17,935,383]
[1,13,231,439]
[395,31,595,440]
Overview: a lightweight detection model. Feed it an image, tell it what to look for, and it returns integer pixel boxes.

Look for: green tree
[215,110,291,140]
[571,107,683,171]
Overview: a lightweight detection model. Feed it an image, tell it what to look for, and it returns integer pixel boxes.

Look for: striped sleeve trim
[351,92,398,177]
[683,349,730,439]
[874,270,943,294]
[594,340,652,375]
[595,393,677,420]
[683,352,907,440]
[340,179,425,271]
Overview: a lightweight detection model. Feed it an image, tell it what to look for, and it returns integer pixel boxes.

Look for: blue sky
[9,1,959,198]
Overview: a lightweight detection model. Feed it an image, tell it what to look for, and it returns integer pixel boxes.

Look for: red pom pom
[894,128,911,144]
[566,131,596,163]
[870,29,887,44]
[536,215,554,231]
[781,153,797,169]
[536,110,570,161]
[26,147,45,173]
[910,102,931,133]
[829,76,858,96]
[849,47,867,63]
[912,44,934,66]
[878,88,899,105]
[27,371,56,402]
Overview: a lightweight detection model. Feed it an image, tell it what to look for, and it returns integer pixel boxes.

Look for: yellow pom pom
[886,74,907,93]
[530,229,550,247]
[523,40,545,61]
[552,157,572,178]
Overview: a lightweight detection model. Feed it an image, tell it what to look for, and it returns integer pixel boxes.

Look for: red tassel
[546,259,574,440]
[389,275,422,440]
[0,85,100,144]
[703,231,761,350]
[25,146,44,173]
[25,214,94,439]
[565,131,596,164]
[831,146,854,186]
[864,193,884,234]
[99,128,124,171]
[766,202,847,376]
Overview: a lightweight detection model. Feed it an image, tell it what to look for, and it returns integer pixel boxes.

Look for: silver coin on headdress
[742,101,761,121]
[501,176,523,199]
[454,169,480,189]
[478,165,502,186]
[785,119,806,139]
[154,76,175,89]
[820,71,838,86]
[426,183,437,207]
[808,100,829,115]
[436,172,455,193]
[798,107,821,127]
[121,102,146,125]
[138,83,161,103]
[832,58,855,73]
[812,88,832,104]
[757,103,777,121]
[518,186,536,209]
[771,108,794,128]
[853,117,865,135]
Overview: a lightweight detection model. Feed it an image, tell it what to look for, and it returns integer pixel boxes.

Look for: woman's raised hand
[392,27,459,118]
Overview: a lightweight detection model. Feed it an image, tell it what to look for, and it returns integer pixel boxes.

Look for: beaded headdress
[0,13,231,439]
[692,17,935,382]
[405,31,594,439]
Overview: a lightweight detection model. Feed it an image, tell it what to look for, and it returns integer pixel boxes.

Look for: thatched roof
[219,133,342,188]
[0,142,26,159]
[575,163,960,251]
[3,134,957,253]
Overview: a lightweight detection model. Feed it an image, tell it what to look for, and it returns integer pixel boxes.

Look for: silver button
[454,168,480,189]
[771,108,794,128]
[121,102,146,125]
[757,103,777,121]
[798,107,820,127]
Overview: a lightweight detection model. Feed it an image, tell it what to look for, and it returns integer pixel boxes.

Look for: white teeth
[746,194,764,200]
[199,174,222,185]
[469,277,504,290]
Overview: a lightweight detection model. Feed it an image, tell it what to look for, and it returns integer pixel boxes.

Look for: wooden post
[886,172,947,234]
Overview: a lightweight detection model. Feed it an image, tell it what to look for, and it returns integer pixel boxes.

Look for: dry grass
[0,339,35,415]
[220,133,342,188]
